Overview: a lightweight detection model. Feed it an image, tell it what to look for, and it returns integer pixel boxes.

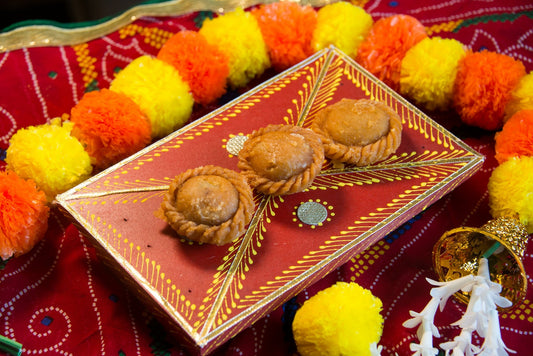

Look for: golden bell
[433,216,529,309]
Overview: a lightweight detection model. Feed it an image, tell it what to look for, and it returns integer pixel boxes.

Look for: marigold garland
[488,156,533,233]
[0,171,50,260]
[400,37,466,111]
[504,72,533,121]
[252,2,317,71]
[357,14,427,91]
[311,2,373,59]
[453,50,526,131]
[494,109,533,164]
[199,8,271,89]
[5,120,93,201]
[157,30,229,105]
[292,281,383,356]
[110,55,194,139]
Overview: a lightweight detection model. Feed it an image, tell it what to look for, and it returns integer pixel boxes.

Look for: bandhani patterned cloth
[1,1,532,355]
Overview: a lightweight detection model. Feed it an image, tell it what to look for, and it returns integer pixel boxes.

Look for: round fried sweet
[176,175,239,226]
[238,124,324,195]
[312,98,402,166]
[159,165,255,245]
[246,131,314,181]
[324,99,390,146]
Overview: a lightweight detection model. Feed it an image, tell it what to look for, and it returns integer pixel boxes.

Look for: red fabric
[1,1,532,355]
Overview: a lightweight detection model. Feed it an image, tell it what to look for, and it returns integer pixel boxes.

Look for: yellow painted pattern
[188,191,258,327]
[118,24,142,39]
[426,20,463,36]
[119,24,174,49]
[194,237,243,330]
[349,240,390,280]
[235,198,281,306]
[501,298,533,323]
[303,54,344,127]
[312,165,447,190]
[87,168,170,198]
[142,27,174,49]
[72,43,98,89]
[294,54,327,125]
[199,195,265,332]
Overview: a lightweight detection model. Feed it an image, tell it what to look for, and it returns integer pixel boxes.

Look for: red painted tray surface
[56,46,483,354]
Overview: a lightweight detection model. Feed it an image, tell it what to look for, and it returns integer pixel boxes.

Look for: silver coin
[297,201,328,225]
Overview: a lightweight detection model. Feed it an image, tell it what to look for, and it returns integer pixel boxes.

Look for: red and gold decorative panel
[56,46,483,354]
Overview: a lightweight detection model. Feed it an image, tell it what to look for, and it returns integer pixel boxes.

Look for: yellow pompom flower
[200,8,271,89]
[5,120,92,202]
[488,156,533,233]
[504,72,533,121]
[110,55,194,139]
[400,37,466,111]
[311,2,373,58]
[292,282,383,356]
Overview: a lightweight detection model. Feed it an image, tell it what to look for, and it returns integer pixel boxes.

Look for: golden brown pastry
[238,124,324,195]
[311,98,402,166]
[159,165,255,245]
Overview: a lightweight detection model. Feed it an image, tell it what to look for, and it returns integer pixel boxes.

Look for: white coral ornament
[403,258,514,356]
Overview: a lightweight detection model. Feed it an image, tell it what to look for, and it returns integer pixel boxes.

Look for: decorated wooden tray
[55,46,484,355]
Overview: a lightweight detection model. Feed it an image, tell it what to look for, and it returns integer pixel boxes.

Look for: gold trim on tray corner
[0,0,336,53]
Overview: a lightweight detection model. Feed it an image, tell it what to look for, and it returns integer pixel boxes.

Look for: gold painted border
[0,0,337,53]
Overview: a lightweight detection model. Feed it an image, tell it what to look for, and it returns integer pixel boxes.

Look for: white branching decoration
[403,258,515,356]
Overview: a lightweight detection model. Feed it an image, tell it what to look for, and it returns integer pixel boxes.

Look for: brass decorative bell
[433,216,529,309]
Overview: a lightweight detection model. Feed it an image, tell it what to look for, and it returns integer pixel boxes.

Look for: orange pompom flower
[157,30,229,105]
[0,170,49,260]
[252,2,317,71]
[453,50,526,131]
[357,14,427,91]
[494,109,533,164]
[70,89,152,171]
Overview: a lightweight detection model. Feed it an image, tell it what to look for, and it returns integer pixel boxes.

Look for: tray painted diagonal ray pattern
[56,46,484,354]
